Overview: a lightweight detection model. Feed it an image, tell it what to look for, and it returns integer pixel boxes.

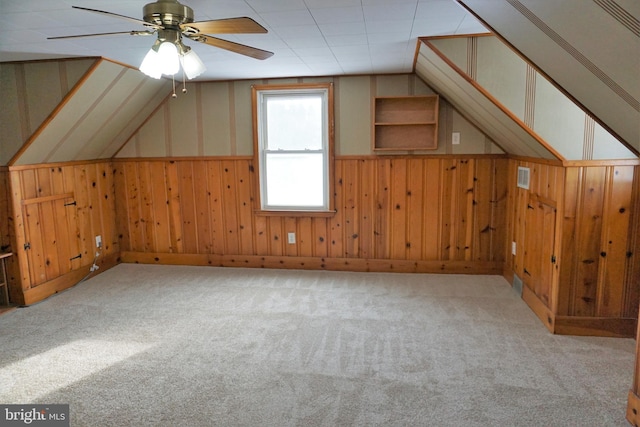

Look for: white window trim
[252,83,335,216]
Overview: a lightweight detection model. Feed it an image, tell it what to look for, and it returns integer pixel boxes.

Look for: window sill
[254,209,337,218]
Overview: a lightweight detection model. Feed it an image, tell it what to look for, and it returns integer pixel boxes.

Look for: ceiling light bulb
[139,47,162,79]
[180,49,206,79]
[157,41,180,76]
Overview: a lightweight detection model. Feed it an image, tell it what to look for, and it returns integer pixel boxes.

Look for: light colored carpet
[0,264,635,426]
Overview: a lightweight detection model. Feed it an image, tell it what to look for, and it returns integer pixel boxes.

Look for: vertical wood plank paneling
[297,217,313,257]
[113,164,131,252]
[390,158,408,259]
[62,166,82,271]
[491,158,508,262]
[558,167,580,315]
[285,217,297,257]
[343,159,359,257]
[165,161,183,253]
[86,164,105,256]
[624,167,640,317]
[573,167,606,317]
[36,168,52,198]
[236,161,254,255]
[6,161,117,303]
[148,162,171,253]
[123,162,143,252]
[459,159,475,261]
[312,218,328,258]
[329,160,345,258]
[112,157,519,270]
[137,161,155,253]
[474,158,493,261]
[0,170,18,299]
[97,163,116,253]
[49,169,72,273]
[407,159,424,260]
[178,161,198,253]
[374,158,391,259]
[221,161,240,254]
[39,200,60,281]
[441,159,455,260]
[74,165,92,262]
[23,203,46,285]
[268,217,284,256]
[358,160,375,259]
[423,159,441,260]
[207,161,225,255]
[192,161,212,253]
[597,166,634,317]
[9,171,30,291]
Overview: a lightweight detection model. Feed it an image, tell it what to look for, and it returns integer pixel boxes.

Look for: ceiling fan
[48,0,274,80]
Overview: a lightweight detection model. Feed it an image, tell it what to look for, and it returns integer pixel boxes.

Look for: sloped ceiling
[417,35,636,161]
[11,59,172,166]
[415,39,559,160]
[0,57,96,165]
[455,0,639,154]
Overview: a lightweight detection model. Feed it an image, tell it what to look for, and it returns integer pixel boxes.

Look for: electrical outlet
[95,235,102,248]
[287,232,296,244]
[512,241,516,256]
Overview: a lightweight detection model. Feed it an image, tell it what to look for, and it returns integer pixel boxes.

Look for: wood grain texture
[508,158,640,336]
[113,156,508,265]
[6,162,118,305]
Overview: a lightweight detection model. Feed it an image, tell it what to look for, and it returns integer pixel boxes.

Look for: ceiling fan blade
[181,17,267,34]
[48,30,155,40]
[189,35,274,60]
[71,5,163,30]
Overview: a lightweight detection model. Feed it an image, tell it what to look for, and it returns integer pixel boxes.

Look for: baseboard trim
[554,315,637,338]
[522,285,555,333]
[120,252,504,275]
[627,390,640,425]
[21,253,119,305]
[522,285,637,337]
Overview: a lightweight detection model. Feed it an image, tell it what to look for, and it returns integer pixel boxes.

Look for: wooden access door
[523,194,558,309]
[21,193,81,288]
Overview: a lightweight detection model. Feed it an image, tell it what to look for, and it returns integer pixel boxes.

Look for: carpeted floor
[0,264,635,426]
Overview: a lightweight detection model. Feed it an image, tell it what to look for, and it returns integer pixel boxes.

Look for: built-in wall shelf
[372,95,439,152]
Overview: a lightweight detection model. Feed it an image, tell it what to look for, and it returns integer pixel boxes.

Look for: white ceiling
[0,0,488,81]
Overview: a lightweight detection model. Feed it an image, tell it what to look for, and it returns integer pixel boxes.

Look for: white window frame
[252,83,335,215]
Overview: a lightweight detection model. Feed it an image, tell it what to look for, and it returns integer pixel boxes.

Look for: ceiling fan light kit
[48,0,274,89]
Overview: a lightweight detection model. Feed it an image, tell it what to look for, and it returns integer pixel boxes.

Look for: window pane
[265,153,324,207]
[266,95,323,150]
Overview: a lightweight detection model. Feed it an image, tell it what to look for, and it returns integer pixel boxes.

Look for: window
[252,83,334,214]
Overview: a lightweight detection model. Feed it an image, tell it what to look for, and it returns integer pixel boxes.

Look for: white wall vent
[517,166,530,189]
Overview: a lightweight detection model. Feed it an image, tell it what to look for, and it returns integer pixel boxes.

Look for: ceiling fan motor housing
[143,0,194,28]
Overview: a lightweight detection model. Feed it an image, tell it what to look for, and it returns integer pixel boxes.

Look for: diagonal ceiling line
[505,0,639,112]
[593,0,640,37]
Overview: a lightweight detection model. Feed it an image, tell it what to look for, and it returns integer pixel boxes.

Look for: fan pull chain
[182,68,188,94]
[171,74,177,98]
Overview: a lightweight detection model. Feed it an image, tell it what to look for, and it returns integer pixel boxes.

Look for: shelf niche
[372,95,439,152]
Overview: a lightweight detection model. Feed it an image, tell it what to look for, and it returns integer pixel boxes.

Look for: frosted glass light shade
[180,49,206,79]
[157,42,180,76]
[139,48,162,79]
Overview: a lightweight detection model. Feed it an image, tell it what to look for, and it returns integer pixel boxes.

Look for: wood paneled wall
[7,161,119,305]
[115,156,507,272]
[0,169,10,254]
[0,169,17,295]
[560,164,639,319]
[505,157,640,336]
